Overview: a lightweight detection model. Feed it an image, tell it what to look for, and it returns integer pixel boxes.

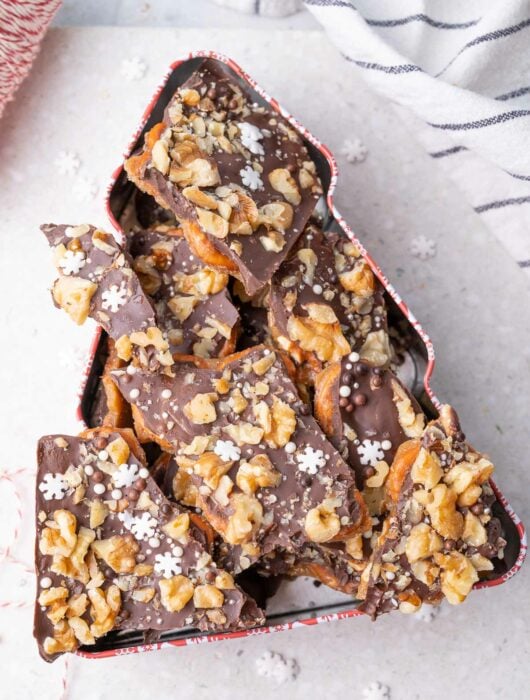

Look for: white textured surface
[0,28,528,700]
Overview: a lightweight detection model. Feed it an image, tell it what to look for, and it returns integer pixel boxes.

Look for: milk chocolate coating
[125,59,322,295]
[269,224,390,378]
[41,224,156,340]
[359,409,505,618]
[34,431,264,662]
[111,346,367,570]
[319,358,424,489]
[127,225,239,356]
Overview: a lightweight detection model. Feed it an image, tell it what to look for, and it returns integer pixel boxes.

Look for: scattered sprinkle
[296,446,326,474]
[214,439,241,462]
[357,439,385,466]
[238,122,264,155]
[120,57,148,81]
[53,150,81,176]
[341,137,368,164]
[240,165,263,191]
[255,651,299,684]
[410,235,436,260]
[38,473,68,501]
[362,681,390,700]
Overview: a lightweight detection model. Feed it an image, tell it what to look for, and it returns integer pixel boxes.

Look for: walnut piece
[193,584,224,608]
[159,575,195,612]
[304,499,341,543]
[52,276,97,325]
[91,535,139,574]
[183,393,218,425]
[224,493,263,545]
[236,454,281,495]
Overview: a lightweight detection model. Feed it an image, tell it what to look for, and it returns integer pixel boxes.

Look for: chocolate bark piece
[315,358,425,495]
[357,406,505,618]
[41,223,173,370]
[125,58,323,296]
[34,427,264,662]
[111,346,370,572]
[88,338,133,429]
[269,224,391,384]
[127,223,239,357]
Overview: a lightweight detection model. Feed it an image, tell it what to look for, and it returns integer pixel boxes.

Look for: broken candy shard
[124,58,323,296]
[34,427,264,662]
[357,405,505,618]
[269,224,391,384]
[126,223,239,358]
[111,346,370,571]
[40,223,173,369]
[314,357,425,491]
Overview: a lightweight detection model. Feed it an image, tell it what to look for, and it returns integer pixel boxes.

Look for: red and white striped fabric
[0,0,61,119]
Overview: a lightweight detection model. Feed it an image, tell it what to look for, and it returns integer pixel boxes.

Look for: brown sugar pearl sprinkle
[92,470,104,483]
[93,436,108,450]
[353,393,367,407]
[125,487,139,502]
[134,477,147,491]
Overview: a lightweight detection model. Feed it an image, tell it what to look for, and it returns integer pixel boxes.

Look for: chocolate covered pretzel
[34,427,264,662]
[125,59,323,296]
[127,223,239,357]
[258,537,368,595]
[358,406,505,617]
[269,224,391,385]
[41,223,174,370]
[87,338,133,429]
[314,358,425,493]
[111,346,370,572]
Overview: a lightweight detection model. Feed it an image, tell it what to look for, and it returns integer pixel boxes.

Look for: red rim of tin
[73,51,526,658]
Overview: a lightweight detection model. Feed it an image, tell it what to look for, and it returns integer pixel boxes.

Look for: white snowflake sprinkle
[357,439,385,466]
[341,138,368,164]
[72,174,98,202]
[363,682,390,700]
[296,446,326,474]
[38,473,68,501]
[54,150,81,176]
[101,281,128,312]
[112,463,140,488]
[154,552,183,578]
[240,165,263,190]
[410,235,436,260]
[413,603,440,622]
[255,651,299,684]
[238,122,264,155]
[128,512,158,541]
[120,57,147,81]
[58,345,87,372]
[58,250,86,276]
[214,439,241,462]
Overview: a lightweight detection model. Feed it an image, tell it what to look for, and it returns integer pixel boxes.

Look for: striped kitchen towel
[304,0,530,274]
[0,0,62,119]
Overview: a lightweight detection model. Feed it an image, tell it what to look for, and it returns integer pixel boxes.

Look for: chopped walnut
[91,535,139,574]
[159,575,194,612]
[52,276,97,325]
[236,454,281,495]
[426,484,464,540]
[193,584,224,609]
[183,392,218,425]
[304,499,341,543]
[224,493,263,545]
